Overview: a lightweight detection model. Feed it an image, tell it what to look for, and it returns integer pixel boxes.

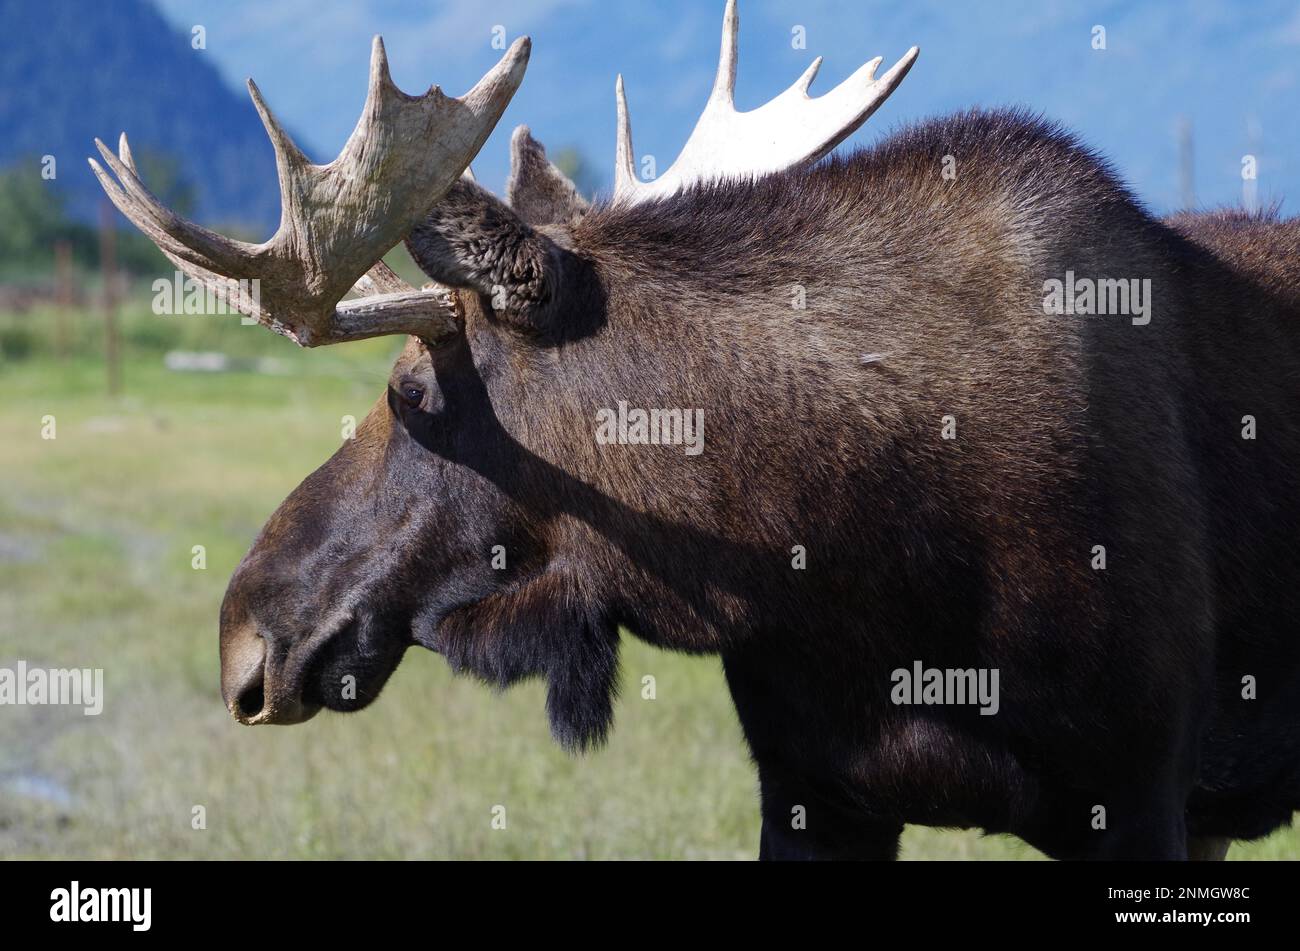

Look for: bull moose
[90,1,1300,860]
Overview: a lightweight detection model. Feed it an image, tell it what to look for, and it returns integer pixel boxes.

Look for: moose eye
[398,383,425,409]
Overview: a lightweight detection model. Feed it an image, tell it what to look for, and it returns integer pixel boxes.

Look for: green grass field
[1,301,1296,859]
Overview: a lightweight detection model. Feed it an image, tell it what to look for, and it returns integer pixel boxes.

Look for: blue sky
[154,0,1300,214]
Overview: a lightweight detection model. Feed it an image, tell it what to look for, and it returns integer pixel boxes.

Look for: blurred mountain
[0,0,287,236]
[2,0,1296,235]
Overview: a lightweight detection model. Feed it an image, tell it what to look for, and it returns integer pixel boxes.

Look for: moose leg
[1069,781,1191,860]
[1187,836,1232,861]
[756,765,902,861]
[758,814,903,861]
[723,651,902,859]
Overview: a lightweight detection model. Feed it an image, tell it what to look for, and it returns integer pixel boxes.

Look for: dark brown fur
[221,109,1300,859]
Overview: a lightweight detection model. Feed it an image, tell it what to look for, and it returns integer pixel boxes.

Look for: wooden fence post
[99,200,121,395]
[54,239,74,358]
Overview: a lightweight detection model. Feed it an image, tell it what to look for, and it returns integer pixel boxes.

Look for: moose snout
[222,626,267,723]
[219,615,320,726]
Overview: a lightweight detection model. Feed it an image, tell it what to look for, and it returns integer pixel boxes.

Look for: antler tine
[614,75,638,196]
[90,135,262,277]
[247,78,311,181]
[793,56,824,96]
[711,0,740,105]
[90,34,531,347]
[612,0,917,205]
[794,46,917,157]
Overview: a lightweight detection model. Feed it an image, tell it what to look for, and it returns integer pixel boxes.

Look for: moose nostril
[221,617,269,722]
[234,670,266,720]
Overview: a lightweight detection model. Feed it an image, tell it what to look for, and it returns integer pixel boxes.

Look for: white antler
[614,0,917,204]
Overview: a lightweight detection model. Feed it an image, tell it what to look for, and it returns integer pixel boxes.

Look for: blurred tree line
[0,153,190,281]
[551,148,602,201]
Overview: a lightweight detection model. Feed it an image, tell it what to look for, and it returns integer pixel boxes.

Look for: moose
[91,1,1300,860]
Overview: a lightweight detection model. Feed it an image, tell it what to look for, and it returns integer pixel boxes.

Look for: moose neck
[480,170,959,654]
[474,128,1107,656]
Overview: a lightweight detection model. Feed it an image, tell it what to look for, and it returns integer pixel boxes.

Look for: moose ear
[505,125,590,226]
[405,178,574,332]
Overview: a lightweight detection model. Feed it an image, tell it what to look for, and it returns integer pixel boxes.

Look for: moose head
[91,0,917,750]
